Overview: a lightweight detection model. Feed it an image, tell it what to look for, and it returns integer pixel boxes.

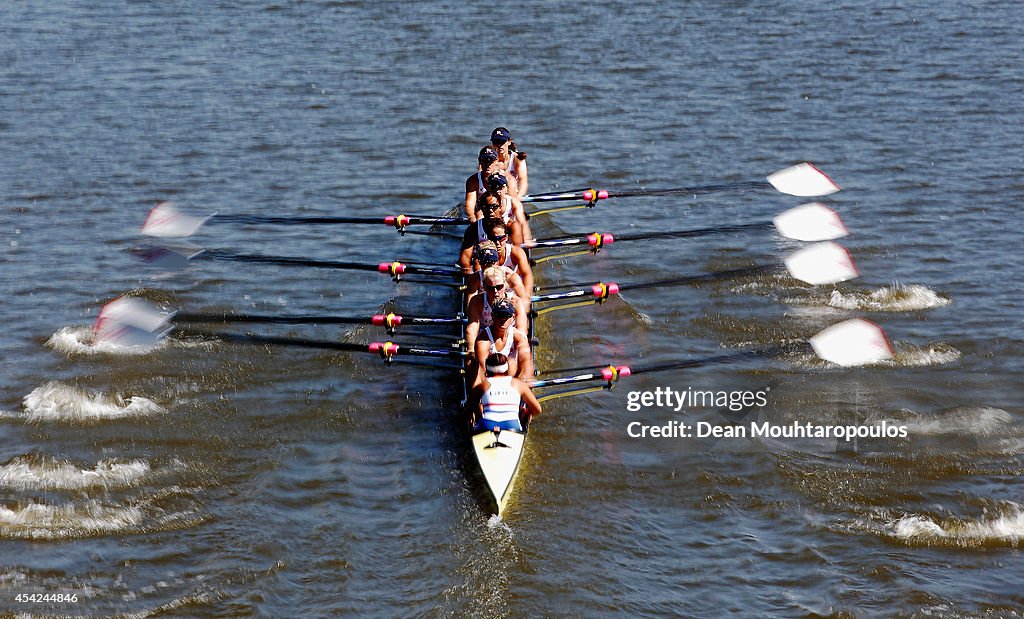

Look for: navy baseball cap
[486,173,508,191]
[490,127,512,145]
[493,299,516,319]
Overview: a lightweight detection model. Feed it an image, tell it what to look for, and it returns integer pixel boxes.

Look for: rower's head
[479,192,503,217]
[485,352,510,376]
[490,127,524,160]
[484,219,508,247]
[491,298,516,329]
[478,146,500,172]
[474,241,500,268]
[485,172,508,194]
[490,127,512,148]
[482,265,507,298]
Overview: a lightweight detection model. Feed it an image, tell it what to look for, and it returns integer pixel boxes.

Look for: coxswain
[465,146,519,222]
[466,352,541,433]
[490,127,529,197]
[465,265,529,351]
[473,299,533,386]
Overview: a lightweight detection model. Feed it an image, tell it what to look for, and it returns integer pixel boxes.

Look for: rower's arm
[458,224,478,274]
[472,338,490,387]
[515,157,529,197]
[509,220,526,247]
[465,298,481,353]
[515,334,534,381]
[459,245,475,274]
[507,271,529,310]
[518,380,542,417]
[511,196,532,242]
[514,297,529,335]
[465,177,479,221]
[465,384,484,422]
[514,247,535,294]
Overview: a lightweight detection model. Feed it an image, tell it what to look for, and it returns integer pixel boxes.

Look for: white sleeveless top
[475,171,488,197]
[481,376,520,425]
[484,326,518,361]
[503,155,520,181]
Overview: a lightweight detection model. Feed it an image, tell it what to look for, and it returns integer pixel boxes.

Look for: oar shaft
[532,264,775,301]
[200,250,462,277]
[175,312,367,325]
[214,214,469,226]
[605,181,769,199]
[531,222,772,249]
[532,342,811,389]
[618,265,773,292]
[523,180,772,203]
[173,312,465,327]
[185,331,468,358]
[612,222,771,242]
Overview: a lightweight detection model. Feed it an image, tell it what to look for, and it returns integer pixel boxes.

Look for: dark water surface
[2,1,1022,616]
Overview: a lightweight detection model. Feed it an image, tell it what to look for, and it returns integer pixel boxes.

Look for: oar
[92,299,468,361]
[140,201,469,238]
[528,203,849,264]
[174,311,465,331]
[531,241,858,314]
[522,162,840,205]
[532,319,893,402]
[93,297,465,343]
[133,244,462,280]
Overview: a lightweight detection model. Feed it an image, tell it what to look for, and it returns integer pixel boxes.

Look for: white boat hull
[471,427,526,516]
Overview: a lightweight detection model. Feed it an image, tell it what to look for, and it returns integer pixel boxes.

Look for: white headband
[486,361,509,374]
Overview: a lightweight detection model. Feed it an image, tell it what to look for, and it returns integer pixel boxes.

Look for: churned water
[2,1,1022,616]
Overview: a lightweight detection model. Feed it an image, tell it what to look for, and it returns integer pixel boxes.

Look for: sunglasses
[488,234,508,243]
[484,283,505,292]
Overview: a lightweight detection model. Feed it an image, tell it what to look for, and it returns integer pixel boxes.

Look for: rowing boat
[99,161,895,520]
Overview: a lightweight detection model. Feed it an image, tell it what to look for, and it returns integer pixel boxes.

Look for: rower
[464,240,530,310]
[465,265,529,350]
[465,146,519,222]
[484,218,534,297]
[490,127,529,197]
[483,173,532,244]
[458,199,526,272]
[473,299,533,386]
[466,352,541,433]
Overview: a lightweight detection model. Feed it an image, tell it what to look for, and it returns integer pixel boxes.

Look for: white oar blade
[810,318,894,366]
[767,163,840,197]
[93,297,175,347]
[773,203,849,242]
[96,297,175,332]
[783,241,859,285]
[141,202,214,237]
